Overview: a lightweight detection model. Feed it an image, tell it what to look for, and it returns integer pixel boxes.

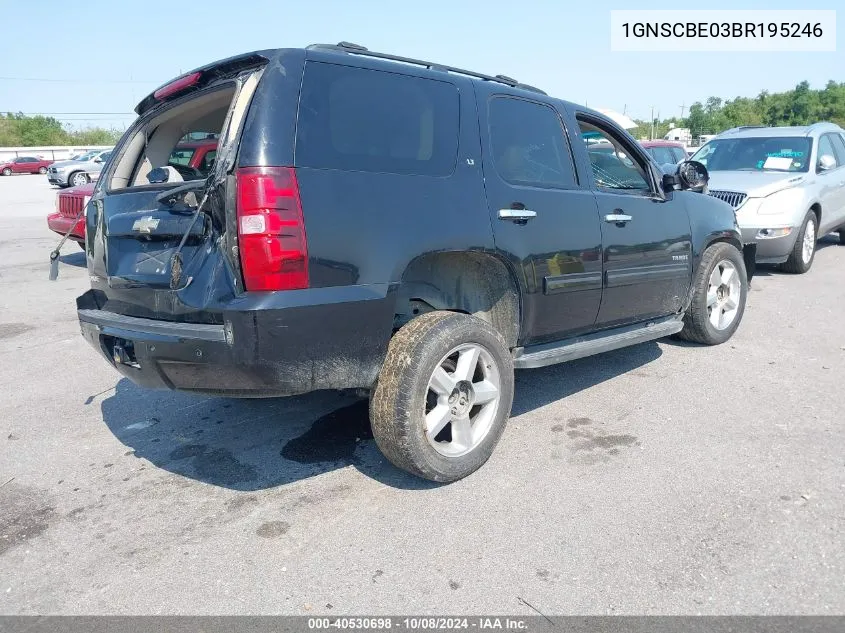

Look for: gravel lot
[0,174,843,615]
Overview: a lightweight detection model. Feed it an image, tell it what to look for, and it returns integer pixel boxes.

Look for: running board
[512,316,684,369]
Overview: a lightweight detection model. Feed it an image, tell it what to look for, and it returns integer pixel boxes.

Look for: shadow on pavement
[59,250,86,268]
[99,341,663,491]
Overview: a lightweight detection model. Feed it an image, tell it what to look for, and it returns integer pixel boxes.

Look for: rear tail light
[153,71,202,101]
[235,166,309,291]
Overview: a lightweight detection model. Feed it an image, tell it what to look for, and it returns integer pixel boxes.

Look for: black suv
[76,43,749,482]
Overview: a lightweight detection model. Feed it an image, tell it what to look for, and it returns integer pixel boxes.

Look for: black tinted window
[488,97,576,188]
[297,62,459,176]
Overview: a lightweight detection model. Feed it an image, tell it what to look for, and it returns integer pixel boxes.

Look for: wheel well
[394,252,521,348]
[810,202,821,225]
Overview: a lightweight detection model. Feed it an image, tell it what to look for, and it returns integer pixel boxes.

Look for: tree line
[0,113,122,147]
[631,80,845,141]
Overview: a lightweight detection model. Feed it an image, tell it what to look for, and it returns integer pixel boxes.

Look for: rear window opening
[106,85,235,191]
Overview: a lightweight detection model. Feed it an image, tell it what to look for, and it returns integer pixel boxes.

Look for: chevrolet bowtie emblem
[132,216,160,233]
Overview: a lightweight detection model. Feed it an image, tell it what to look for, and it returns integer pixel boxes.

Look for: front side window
[691,137,811,172]
[817,134,843,168]
[488,97,576,189]
[671,147,688,163]
[296,62,460,177]
[578,119,651,191]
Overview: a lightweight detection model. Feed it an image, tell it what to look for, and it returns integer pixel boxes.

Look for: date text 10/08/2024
[307,617,530,630]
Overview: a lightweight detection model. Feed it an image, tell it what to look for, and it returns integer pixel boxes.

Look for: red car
[1,156,54,176]
[46,139,217,247]
[639,140,689,165]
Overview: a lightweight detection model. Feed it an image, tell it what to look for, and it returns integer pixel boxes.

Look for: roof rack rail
[306,42,547,95]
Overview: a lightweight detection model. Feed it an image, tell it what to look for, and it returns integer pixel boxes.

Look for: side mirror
[677,160,709,192]
[818,154,836,172]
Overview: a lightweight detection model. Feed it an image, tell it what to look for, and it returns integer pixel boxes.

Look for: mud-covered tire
[678,242,747,345]
[781,211,817,274]
[370,311,514,483]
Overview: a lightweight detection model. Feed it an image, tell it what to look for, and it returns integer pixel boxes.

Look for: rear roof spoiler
[135,51,271,116]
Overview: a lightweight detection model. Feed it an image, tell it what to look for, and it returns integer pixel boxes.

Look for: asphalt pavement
[0,174,843,615]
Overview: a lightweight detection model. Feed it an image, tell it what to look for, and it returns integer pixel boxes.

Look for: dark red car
[639,140,689,165]
[1,156,54,176]
[47,139,217,247]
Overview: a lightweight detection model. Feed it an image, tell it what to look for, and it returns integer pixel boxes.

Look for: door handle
[499,208,537,223]
[604,212,632,225]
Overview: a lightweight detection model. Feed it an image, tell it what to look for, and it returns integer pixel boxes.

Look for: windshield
[691,137,812,172]
[168,148,196,166]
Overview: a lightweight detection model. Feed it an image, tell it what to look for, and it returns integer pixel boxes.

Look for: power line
[0,76,158,84]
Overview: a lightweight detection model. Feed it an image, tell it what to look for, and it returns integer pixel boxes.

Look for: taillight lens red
[153,72,202,101]
[235,166,309,291]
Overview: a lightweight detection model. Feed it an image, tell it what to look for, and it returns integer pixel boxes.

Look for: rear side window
[296,62,459,177]
[488,97,577,188]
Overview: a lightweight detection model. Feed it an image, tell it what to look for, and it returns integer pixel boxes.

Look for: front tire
[38,166,47,174]
[1,168,11,176]
[69,171,89,188]
[678,242,747,345]
[370,311,514,483]
[781,211,817,274]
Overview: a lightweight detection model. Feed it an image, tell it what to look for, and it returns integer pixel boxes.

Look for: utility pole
[679,102,686,119]
[650,106,655,140]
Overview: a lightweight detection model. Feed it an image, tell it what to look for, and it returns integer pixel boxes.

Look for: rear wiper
[156,180,206,204]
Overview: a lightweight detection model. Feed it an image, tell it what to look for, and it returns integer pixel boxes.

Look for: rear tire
[781,211,817,274]
[370,311,514,483]
[678,242,747,346]
[69,171,89,188]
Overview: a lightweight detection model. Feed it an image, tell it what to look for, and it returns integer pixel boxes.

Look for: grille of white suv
[708,190,747,209]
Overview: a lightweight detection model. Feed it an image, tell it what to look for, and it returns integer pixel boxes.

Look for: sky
[0,0,841,132]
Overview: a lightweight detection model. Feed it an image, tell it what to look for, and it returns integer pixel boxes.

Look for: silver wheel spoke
[429,367,456,397]
[723,294,738,310]
[454,346,480,382]
[472,380,498,405]
[721,266,735,285]
[450,417,474,450]
[709,304,722,327]
[425,404,452,439]
[709,267,721,288]
[706,287,718,307]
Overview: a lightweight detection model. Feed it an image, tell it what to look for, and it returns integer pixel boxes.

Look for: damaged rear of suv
[77,43,748,483]
[78,48,394,397]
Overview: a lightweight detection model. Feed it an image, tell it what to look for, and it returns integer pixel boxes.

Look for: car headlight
[757,187,806,215]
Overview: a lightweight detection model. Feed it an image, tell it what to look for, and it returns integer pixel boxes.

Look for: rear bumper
[76,285,395,397]
[47,212,85,242]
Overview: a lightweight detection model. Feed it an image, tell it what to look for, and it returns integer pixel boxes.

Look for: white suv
[691,123,845,273]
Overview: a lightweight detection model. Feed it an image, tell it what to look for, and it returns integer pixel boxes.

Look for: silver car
[46,148,113,188]
[690,123,845,273]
